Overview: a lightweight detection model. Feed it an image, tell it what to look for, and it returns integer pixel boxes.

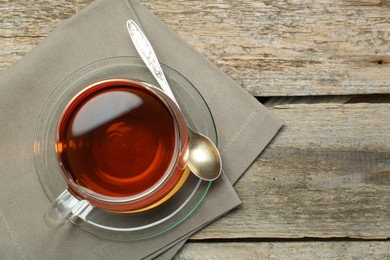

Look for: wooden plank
[174,241,390,259]
[0,0,91,70]
[1,0,390,96]
[142,0,390,96]
[192,103,390,239]
[143,0,390,96]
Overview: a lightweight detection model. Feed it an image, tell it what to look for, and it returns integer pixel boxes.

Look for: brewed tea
[57,81,178,198]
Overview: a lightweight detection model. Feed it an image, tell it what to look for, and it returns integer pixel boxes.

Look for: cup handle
[44,190,88,228]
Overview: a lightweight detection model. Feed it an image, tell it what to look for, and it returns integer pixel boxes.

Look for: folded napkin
[0,0,282,259]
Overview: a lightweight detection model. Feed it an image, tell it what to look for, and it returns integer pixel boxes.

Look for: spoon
[126,20,221,181]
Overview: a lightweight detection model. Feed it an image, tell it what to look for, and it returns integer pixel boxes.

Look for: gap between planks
[260,94,390,107]
[187,237,390,243]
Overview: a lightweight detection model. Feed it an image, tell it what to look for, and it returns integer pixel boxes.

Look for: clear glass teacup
[44,79,190,227]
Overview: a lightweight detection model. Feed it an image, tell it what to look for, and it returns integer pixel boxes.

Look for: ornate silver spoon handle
[126,20,178,105]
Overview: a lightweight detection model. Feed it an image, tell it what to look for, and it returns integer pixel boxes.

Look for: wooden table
[1,0,389,258]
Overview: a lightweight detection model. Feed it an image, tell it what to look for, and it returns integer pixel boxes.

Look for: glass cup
[44,79,190,228]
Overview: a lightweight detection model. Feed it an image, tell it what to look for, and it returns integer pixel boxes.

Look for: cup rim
[55,78,189,210]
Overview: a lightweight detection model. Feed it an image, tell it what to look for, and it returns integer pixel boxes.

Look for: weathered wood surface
[0,0,90,70]
[174,241,390,259]
[193,103,390,239]
[1,0,390,96]
[143,0,390,97]
[1,0,389,258]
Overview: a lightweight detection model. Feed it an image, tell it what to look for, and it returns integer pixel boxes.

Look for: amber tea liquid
[57,80,179,200]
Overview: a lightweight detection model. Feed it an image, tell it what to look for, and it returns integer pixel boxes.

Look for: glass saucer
[33,56,217,240]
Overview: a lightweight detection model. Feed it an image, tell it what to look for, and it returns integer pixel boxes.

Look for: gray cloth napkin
[0,0,282,259]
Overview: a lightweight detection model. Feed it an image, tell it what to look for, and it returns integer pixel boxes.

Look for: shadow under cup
[55,79,190,213]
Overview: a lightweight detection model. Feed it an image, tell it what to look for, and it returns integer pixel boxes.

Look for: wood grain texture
[1,0,389,96]
[175,241,390,259]
[192,103,390,239]
[141,0,390,96]
[0,0,91,70]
